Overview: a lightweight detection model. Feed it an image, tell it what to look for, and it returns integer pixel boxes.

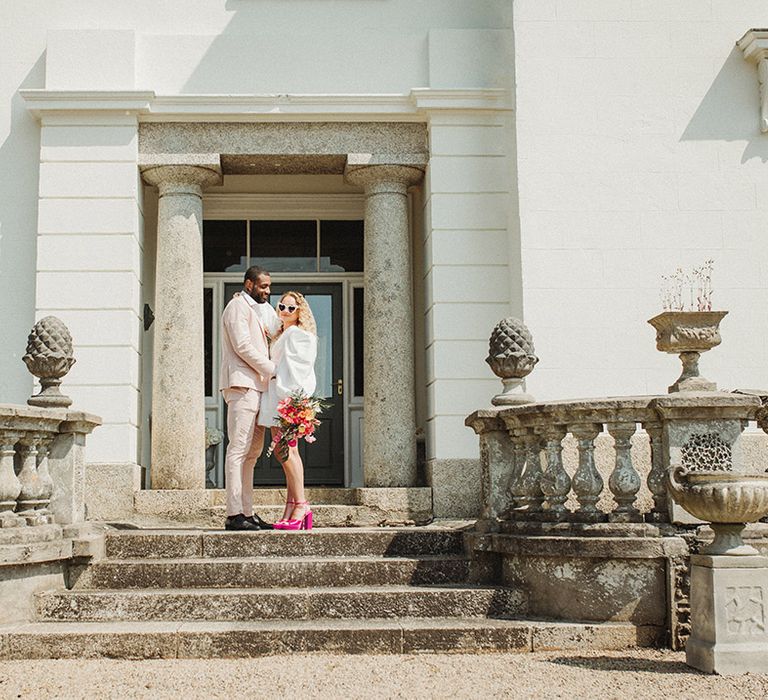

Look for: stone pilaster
[140,158,221,489]
[345,160,424,487]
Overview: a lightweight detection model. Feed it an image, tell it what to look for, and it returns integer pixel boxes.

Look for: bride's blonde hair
[278,291,317,336]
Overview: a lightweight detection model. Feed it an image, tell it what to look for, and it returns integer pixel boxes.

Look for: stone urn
[647,310,727,393]
[667,466,768,555]
[22,316,76,408]
[204,426,223,489]
[486,317,538,406]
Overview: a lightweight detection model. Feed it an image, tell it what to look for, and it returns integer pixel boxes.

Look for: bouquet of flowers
[266,390,327,458]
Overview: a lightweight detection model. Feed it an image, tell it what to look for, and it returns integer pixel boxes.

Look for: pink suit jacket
[219,293,276,393]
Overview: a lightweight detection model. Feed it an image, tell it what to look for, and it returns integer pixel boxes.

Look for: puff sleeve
[274,328,317,401]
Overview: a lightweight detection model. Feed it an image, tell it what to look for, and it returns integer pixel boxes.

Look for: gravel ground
[1,650,767,699]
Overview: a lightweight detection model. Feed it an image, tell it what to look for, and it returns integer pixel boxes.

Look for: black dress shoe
[225,513,260,531]
[247,512,273,530]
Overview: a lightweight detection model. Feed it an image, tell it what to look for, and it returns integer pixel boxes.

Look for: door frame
[201,193,366,488]
[205,272,364,488]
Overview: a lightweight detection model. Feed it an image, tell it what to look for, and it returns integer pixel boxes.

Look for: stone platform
[125,487,433,528]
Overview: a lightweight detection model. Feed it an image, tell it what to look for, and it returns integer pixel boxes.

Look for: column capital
[140,154,222,196]
[344,155,425,193]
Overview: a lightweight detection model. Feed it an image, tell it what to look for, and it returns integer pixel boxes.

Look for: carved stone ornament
[486,317,538,406]
[23,316,76,408]
[667,467,768,556]
[647,310,728,393]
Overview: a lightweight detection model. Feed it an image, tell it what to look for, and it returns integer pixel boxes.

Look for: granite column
[140,161,221,489]
[345,162,424,487]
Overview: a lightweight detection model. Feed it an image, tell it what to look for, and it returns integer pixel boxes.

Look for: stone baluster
[642,421,668,522]
[517,428,545,514]
[16,434,44,525]
[540,425,570,518]
[34,434,55,524]
[607,421,642,522]
[508,428,529,515]
[0,431,22,528]
[570,423,604,519]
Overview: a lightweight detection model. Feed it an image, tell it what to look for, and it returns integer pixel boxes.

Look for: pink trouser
[222,387,265,517]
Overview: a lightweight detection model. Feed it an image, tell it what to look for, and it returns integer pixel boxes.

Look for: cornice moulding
[21,88,512,123]
[737,29,768,63]
[20,90,154,119]
[738,29,768,133]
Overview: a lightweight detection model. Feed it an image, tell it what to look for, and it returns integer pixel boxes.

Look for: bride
[258,291,318,530]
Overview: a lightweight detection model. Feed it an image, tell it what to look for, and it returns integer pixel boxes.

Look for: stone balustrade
[467,392,762,530]
[0,404,101,530]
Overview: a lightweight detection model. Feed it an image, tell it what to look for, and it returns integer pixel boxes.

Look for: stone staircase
[0,527,658,658]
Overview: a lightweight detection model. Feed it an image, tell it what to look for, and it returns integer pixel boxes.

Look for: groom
[219,265,281,531]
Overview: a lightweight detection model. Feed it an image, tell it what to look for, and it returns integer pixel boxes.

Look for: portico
[137,122,428,492]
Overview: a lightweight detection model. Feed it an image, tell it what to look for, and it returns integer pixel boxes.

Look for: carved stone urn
[667,467,768,555]
[486,317,538,406]
[22,316,76,408]
[648,310,727,393]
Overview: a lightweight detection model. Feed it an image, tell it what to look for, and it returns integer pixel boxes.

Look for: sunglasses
[278,303,297,313]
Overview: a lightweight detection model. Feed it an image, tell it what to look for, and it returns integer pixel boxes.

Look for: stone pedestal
[686,554,768,675]
[345,160,424,488]
[48,417,100,524]
[466,410,517,531]
[141,159,221,490]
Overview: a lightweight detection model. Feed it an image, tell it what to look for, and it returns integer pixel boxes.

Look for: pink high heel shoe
[274,501,313,530]
[275,499,297,526]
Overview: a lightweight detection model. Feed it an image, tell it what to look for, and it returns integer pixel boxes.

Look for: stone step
[37,585,526,622]
[104,528,466,560]
[132,488,433,528]
[71,555,471,590]
[119,505,430,529]
[0,618,660,659]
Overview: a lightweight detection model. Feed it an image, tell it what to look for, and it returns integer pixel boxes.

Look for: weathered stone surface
[427,458,482,519]
[84,463,140,520]
[498,538,672,626]
[139,122,429,160]
[2,621,179,659]
[531,621,663,651]
[73,556,471,590]
[0,561,67,624]
[178,620,404,656]
[0,618,655,659]
[686,554,768,675]
[344,162,424,488]
[38,585,525,623]
[131,488,434,527]
[0,537,71,566]
[401,618,532,653]
[140,161,221,491]
[106,532,204,559]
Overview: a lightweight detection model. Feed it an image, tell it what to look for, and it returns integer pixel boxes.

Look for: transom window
[203,219,364,273]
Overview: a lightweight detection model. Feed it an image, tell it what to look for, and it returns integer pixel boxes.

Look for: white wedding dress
[258,325,318,427]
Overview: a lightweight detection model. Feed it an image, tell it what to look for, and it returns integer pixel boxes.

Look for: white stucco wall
[5,1,767,470]
[0,1,515,469]
[514,0,768,402]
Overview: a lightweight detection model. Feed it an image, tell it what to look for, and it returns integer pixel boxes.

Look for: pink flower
[287,439,297,447]
[305,435,316,443]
